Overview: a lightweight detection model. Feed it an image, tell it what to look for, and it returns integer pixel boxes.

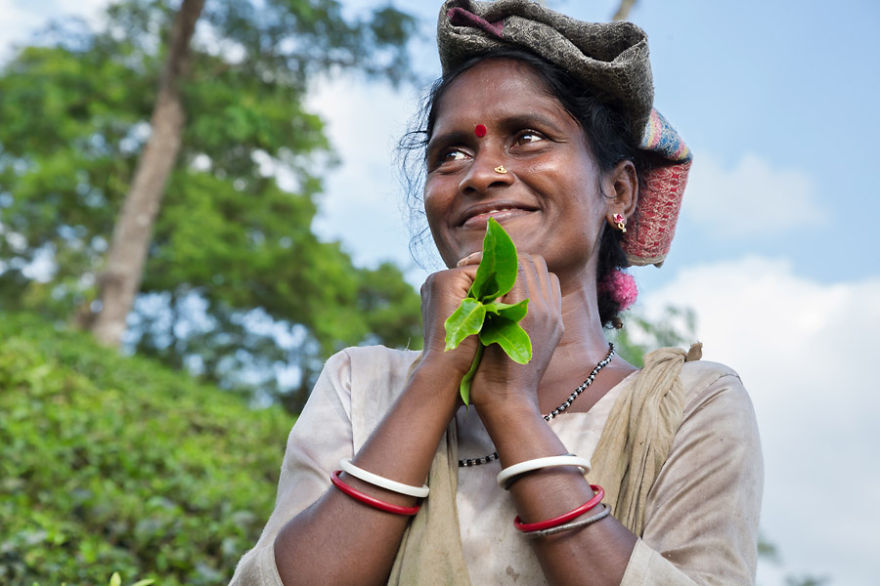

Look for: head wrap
[436,0,692,267]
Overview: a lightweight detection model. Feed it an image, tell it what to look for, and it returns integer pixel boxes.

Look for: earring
[494,165,508,174]
[613,213,627,233]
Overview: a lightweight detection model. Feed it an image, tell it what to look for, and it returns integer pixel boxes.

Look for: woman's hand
[468,253,564,413]
[418,262,482,378]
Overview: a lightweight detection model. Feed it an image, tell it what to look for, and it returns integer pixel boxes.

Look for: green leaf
[479,317,532,364]
[109,573,121,586]
[444,298,486,350]
[483,299,529,322]
[443,219,531,404]
[468,218,519,302]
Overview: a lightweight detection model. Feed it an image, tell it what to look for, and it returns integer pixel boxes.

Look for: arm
[477,360,762,585]
[469,257,761,584]
[231,265,482,586]
[271,357,461,586]
[467,254,639,585]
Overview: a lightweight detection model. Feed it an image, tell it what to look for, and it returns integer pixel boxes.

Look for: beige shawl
[388,345,701,585]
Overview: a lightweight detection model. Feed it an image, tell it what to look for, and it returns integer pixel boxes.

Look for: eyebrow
[428,110,570,150]
[498,112,568,136]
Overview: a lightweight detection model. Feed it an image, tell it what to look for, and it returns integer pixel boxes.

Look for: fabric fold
[591,344,700,535]
[388,420,472,585]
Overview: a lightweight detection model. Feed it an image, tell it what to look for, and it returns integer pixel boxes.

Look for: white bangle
[496,454,591,488]
[339,459,430,498]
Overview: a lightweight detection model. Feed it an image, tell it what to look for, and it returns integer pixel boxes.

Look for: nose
[458,149,514,196]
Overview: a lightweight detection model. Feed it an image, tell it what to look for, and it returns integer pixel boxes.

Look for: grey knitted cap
[436,0,654,143]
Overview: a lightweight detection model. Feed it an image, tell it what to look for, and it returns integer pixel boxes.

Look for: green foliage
[785,575,831,586]
[0,0,422,410]
[610,304,699,367]
[0,312,293,584]
[444,219,532,403]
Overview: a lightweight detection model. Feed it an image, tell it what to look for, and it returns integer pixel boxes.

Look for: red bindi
[474,124,487,137]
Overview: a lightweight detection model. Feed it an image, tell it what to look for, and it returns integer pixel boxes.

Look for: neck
[561,273,609,349]
[536,275,635,412]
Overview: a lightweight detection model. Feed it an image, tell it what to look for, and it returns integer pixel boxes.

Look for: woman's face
[423,58,612,282]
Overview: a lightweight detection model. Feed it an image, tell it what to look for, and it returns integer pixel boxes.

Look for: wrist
[406,355,468,408]
[420,341,479,380]
[476,402,567,468]
[474,394,542,428]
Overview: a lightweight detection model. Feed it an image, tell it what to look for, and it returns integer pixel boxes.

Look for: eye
[428,146,471,172]
[443,148,469,162]
[515,129,546,145]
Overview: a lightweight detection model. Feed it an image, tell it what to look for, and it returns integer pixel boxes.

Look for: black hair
[398,48,651,328]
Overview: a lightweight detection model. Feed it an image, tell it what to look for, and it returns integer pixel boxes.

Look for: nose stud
[494,165,508,174]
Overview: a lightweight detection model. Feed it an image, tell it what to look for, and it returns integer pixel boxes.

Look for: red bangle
[330,471,421,516]
[514,484,605,532]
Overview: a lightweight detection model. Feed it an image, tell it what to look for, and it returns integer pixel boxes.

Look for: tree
[610,304,698,366]
[91,0,206,348]
[0,0,422,409]
[611,0,638,22]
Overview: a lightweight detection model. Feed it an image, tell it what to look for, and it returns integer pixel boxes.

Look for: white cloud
[304,75,437,283]
[641,256,880,585]
[0,0,110,62]
[0,1,43,61]
[684,153,825,237]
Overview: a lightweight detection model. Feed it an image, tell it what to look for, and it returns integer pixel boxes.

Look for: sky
[3,0,879,584]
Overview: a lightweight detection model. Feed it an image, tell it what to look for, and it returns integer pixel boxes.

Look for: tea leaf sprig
[444,218,532,404]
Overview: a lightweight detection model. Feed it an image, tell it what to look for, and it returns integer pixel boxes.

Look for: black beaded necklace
[458,343,616,467]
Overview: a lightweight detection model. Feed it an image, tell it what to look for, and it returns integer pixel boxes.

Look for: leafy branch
[443,218,532,404]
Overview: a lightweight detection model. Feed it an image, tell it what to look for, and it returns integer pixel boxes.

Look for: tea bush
[0,313,294,585]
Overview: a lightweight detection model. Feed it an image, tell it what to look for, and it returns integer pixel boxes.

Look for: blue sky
[3,0,879,583]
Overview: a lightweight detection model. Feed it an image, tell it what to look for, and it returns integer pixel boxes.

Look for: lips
[458,202,538,228]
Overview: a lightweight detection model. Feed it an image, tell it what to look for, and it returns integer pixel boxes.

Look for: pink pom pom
[600,270,638,311]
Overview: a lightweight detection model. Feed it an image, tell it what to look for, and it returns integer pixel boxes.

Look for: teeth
[465,207,524,224]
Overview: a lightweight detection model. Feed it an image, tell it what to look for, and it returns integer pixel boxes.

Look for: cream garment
[230,345,763,585]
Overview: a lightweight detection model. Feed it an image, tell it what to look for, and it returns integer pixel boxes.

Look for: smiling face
[423,58,615,286]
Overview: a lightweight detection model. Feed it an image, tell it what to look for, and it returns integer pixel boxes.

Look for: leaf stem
[460,344,484,405]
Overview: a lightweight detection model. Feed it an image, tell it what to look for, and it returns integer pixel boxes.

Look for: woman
[231,1,762,584]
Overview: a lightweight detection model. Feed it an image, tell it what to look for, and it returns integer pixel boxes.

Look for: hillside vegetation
[0,313,294,585]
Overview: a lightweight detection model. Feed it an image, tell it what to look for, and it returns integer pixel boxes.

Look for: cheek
[422,174,458,227]
[422,190,454,257]
[422,191,445,234]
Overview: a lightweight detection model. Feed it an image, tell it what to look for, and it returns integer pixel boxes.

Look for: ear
[602,159,638,226]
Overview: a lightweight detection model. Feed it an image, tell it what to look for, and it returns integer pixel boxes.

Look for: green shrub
[0,313,294,585]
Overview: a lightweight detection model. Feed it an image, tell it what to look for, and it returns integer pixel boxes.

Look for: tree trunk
[612,0,637,21]
[90,0,206,348]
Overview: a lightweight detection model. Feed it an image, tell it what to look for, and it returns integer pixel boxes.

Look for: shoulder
[302,345,420,419]
[339,344,421,372]
[330,346,421,450]
[678,359,754,420]
[329,345,421,391]
[674,359,762,470]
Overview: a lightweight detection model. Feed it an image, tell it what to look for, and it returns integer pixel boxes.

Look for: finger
[549,271,562,311]
[527,254,554,301]
[507,253,535,301]
[519,253,552,303]
[456,251,483,267]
